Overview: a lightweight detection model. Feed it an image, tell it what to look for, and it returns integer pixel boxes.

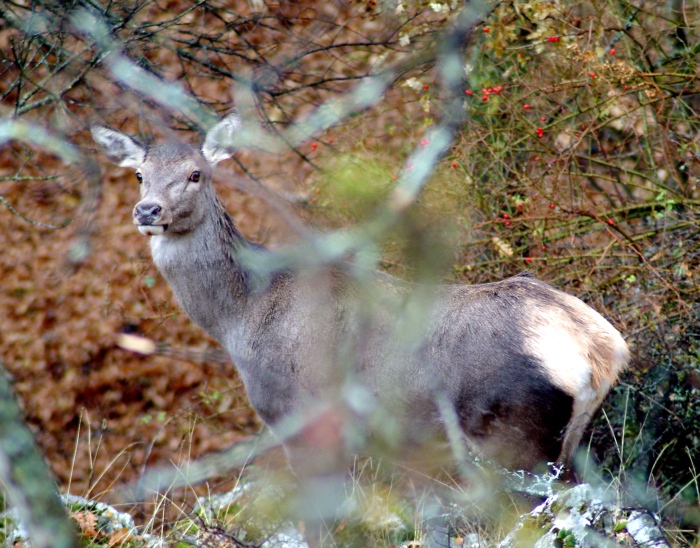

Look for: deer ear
[202,110,242,166]
[91,125,146,168]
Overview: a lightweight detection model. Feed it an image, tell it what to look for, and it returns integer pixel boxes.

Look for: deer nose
[134,202,163,225]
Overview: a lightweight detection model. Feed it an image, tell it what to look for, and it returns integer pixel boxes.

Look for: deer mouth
[138,224,168,236]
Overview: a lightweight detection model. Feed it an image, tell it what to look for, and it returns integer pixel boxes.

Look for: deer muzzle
[134,202,168,235]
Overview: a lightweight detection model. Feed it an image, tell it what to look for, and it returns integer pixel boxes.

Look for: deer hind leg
[458,384,575,472]
[558,381,611,467]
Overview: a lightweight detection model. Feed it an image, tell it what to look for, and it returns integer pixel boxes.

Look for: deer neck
[148,194,255,344]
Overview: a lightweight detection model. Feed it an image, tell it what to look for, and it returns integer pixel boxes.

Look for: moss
[555,528,577,548]
[613,520,628,533]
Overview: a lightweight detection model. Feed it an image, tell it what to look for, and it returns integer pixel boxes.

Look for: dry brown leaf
[107,528,134,547]
[70,510,98,537]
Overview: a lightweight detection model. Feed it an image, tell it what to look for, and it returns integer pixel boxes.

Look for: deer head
[91,112,242,236]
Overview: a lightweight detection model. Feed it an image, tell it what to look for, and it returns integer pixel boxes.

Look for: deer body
[92,113,629,473]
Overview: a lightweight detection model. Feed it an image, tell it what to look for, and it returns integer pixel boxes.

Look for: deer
[92,111,629,545]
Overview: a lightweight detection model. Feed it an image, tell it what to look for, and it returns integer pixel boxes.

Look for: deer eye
[136,172,143,184]
[189,171,201,183]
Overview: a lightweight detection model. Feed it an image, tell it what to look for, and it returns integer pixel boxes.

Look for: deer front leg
[279,405,352,547]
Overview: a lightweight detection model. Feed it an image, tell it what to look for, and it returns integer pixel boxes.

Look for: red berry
[589,72,596,78]
[483,27,490,33]
[547,36,560,42]
[503,213,509,219]
[541,245,546,251]
[549,204,555,209]
[536,127,544,137]
[423,84,430,90]
[608,218,614,225]
[524,257,532,263]
[623,85,629,91]
[465,89,473,96]
[524,104,531,110]
[311,142,318,151]
[494,85,503,93]
[451,162,458,168]
[534,156,540,161]
[609,48,616,55]
[482,95,489,101]
[505,221,511,227]
[541,116,546,122]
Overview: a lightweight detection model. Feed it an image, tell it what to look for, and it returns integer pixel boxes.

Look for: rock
[1,494,164,548]
[498,484,671,548]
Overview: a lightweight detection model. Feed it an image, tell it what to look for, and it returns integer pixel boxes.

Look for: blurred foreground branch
[0,364,77,548]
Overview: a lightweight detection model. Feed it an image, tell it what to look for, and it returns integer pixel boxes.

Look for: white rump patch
[524,293,626,400]
[522,291,629,464]
[138,225,165,236]
[527,321,592,397]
